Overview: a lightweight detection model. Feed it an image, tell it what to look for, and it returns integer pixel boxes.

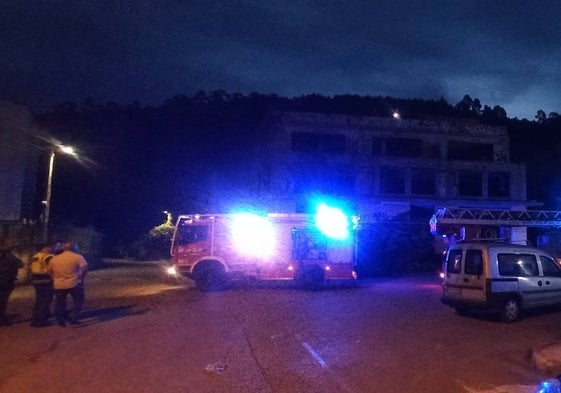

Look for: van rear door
[459,248,486,302]
[443,247,485,303]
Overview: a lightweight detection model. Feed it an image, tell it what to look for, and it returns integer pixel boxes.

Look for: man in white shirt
[48,242,88,326]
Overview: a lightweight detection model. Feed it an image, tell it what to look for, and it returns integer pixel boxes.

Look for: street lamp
[163,210,172,225]
[43,144,77,241]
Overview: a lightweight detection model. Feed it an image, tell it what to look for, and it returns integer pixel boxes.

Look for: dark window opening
[488,171,510,197]
[541,256,561,276]
[498,253,538,277]
[411,168,436,195]
[385,137,422,157]
[176,224,208,245]
[448,141,494,161]
[465,250,483,275]
[447,249,463,273]
[291,132,345,154]
[425,141,440,159]
[380,166,405,194]
[458,171,482,197]
[291,132,318,153]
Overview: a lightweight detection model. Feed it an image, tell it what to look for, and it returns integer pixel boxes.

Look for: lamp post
[163,210,172,225]
[43,145,76,241]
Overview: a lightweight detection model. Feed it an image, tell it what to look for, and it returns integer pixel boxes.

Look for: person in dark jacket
[0,238,24,326]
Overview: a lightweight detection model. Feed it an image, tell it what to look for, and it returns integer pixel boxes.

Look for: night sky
[2,1,561,120]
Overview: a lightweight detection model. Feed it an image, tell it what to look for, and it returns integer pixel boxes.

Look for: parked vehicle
[441,241,561,322]
[168,204,358,291]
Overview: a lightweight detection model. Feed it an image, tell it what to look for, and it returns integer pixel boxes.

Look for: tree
[535,109,547,123]
[455,95,482,115]
[492,105,507,119]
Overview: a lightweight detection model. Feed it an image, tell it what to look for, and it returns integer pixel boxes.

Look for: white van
[441,241,561,322]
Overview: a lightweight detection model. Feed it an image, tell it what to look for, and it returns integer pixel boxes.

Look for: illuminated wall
[0,101,38,222]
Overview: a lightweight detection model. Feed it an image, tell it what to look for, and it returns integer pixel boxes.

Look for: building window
[291,132,318,153]
[385,137,422,157]
[380,166,405,194]
[488,171,510,197]
[411,168,436,195]
[458,170,482,197]
[425,141,440,159]
[448,141,494,161]
[291,132,346,154]
[372,137,422,157]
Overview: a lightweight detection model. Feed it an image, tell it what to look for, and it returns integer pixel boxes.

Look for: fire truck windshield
[176,224,208,245]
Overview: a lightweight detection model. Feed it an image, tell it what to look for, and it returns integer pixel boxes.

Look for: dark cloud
[1,0,560,118]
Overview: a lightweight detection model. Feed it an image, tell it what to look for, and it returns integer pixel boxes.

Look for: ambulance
[168,203,358,291]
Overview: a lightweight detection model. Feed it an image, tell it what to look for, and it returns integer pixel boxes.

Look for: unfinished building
[253,111,532,274]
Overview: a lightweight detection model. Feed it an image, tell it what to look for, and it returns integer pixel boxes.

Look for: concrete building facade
[250,112,531,274]
[255,111,528,219]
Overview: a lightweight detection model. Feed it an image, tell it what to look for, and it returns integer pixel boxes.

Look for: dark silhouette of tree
[535,109,547,123]
[455,94,482,116]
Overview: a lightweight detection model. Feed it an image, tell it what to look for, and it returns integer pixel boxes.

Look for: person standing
[48,242,88,326]
[0,238,24,326]
[30,244,55,327]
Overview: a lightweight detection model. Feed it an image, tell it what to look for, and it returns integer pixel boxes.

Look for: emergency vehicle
[168,204,358,291]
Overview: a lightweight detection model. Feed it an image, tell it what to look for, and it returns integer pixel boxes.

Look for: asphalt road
[1,260,559,393]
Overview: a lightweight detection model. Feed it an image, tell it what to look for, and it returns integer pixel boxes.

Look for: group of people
[0,239,88,327]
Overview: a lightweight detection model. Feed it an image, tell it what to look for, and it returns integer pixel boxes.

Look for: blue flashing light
[314,203,350,240]
[230,212,275,258]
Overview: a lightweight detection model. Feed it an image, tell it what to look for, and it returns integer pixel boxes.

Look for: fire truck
[168,204,358,291]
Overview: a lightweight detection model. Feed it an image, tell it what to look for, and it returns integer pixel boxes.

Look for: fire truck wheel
[193,262,226,292]
[296,266,325,290]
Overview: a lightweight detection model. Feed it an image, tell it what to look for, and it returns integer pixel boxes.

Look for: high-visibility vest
[30,251,53,275]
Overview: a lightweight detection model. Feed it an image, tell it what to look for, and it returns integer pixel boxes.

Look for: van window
[540,256,561,276]
[498,253,538,277]
[447,249,463,273]
[465,250,483,275]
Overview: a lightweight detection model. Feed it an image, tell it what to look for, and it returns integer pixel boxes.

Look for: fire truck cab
[169,206,357,291]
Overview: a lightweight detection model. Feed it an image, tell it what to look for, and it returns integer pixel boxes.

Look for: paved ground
[3,260,561,393]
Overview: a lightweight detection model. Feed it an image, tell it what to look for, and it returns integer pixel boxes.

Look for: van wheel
[500,298,520,322]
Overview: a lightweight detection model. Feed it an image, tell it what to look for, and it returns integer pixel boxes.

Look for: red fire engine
[168,204,358,291]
